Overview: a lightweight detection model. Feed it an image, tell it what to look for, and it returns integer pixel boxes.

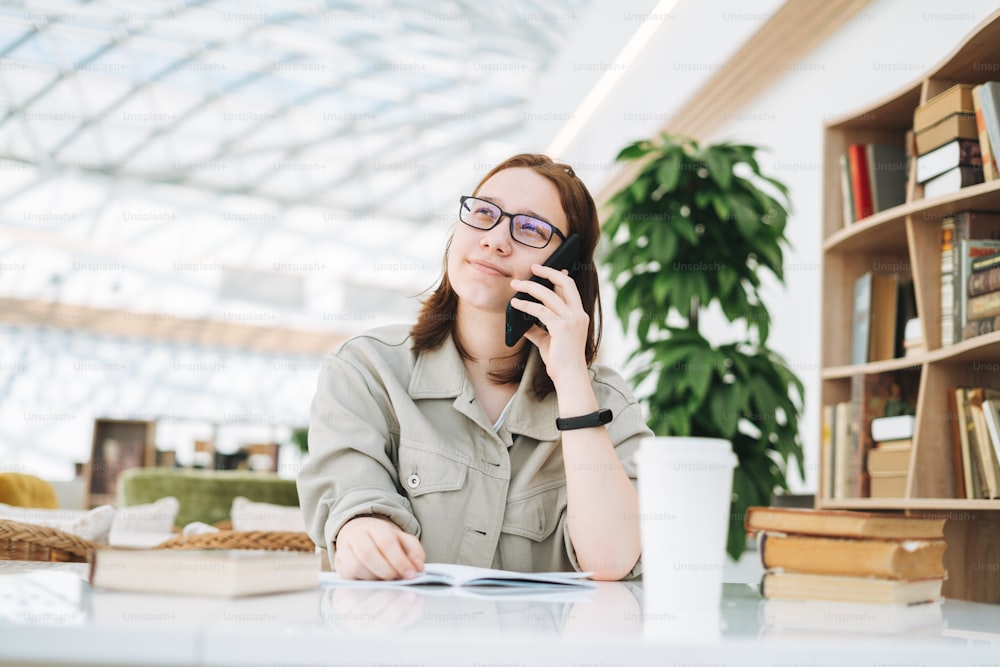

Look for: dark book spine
[968,267,1000,296]
[972,250,1000,273]
[962,315,1000,339]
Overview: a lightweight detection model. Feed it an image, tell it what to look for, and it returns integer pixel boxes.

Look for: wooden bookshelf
[819,9,1000,604]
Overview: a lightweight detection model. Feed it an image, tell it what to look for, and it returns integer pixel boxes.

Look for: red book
[848,143,874,220]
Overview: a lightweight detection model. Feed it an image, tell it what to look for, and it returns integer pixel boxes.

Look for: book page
[320,563,594,588]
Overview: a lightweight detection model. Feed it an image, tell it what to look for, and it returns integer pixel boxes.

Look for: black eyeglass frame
[458,195,567,249]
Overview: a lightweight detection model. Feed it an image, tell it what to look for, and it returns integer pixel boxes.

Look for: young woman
[297,154,651,581]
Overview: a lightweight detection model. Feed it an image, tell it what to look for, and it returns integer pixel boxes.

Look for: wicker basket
[0,519,99,563]
[0,518,315,563]
[154,530,315,552]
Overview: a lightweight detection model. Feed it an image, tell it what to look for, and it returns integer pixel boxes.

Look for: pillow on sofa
[230,496,306,532]
[0,503,115,543]
[111,496,179,534]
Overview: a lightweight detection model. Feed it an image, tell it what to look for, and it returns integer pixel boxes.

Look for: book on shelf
[851,272,903,365]
[952,387,983,499]
[967,287,1000,320]
[902,317,924,357]
[321,562,596,589]
[760,571,944,605]
[915,111,979,155]
[940,211,1000,346]
[972,249,1000,272]
[867,444,912,475]
[967,388,1000,499]
[960,238,1000,337]
[913,83,976,133]
[866,143,908,214]
[89,549,322,598]
[744,507,946,540]
[968,264,1000,296]
[915,139,981,184]
[963,314,1000,339]
[978,82,1000,181]
[838,153,855,226]
[820,403,836,500]
[925,165,986,198]
[923,165,984,198]
[833,401,852,499]
[847,143,874,220]
[982,398,1000,488]
[869,473,908,498]
[759,533,946,580]
[870,414,915,442]
[849,370,920,498]
[973,85,998,181]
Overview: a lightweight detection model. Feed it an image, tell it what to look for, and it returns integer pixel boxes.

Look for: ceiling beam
[0,297,345,356]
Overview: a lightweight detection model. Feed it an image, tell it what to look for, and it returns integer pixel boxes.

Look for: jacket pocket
[397,441,468,497]
[501,484,565,542]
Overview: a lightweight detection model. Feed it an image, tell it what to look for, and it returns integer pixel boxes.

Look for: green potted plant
[602,132,805,559]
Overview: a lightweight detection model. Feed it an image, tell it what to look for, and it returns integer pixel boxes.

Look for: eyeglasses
[459,196,566,249]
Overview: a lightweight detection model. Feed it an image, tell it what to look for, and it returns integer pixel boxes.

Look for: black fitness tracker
[556,409,613,431]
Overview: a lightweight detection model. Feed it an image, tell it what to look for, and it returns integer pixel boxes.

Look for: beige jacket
[297,324,651,578]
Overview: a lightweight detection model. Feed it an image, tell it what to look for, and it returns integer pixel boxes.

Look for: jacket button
[407,474,420,489]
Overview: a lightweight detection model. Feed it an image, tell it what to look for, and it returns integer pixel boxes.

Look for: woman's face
[448,167,570,315]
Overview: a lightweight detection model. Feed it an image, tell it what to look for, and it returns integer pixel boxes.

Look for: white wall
[541,0,999,492]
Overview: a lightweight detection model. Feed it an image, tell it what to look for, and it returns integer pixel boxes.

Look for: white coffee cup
[635,436,737,641]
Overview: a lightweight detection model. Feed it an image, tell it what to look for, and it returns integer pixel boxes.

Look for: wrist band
[556,408,613,431]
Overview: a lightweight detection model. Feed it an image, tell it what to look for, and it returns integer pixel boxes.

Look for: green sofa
[118,468,300,528]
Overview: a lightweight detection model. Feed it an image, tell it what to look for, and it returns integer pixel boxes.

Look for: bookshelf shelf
[819,9,1000,604]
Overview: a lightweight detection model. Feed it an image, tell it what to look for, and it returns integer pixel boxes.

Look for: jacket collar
[409,335,559,441]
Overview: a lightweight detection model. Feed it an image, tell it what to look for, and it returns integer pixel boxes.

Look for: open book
[321,562,596,589]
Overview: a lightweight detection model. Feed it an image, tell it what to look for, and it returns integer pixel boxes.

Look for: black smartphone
[505,233,583,347]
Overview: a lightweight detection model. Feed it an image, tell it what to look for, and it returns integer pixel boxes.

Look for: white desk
[0,560,998,667]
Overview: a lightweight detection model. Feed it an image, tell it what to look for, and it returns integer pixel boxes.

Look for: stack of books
[867,415,915,498]
[965,245,1000,339]
[745,507,947,605]
[939,211,1000,346]
[914,84,984,198]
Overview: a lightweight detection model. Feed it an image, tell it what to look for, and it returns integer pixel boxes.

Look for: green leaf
[616,140,652,162]
[656,149,683,193]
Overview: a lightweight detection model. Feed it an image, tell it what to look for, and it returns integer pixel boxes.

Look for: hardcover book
[915,139,981,183]
[967,265,1000,297]
[972,249,1000,273]
[922,165,984,198]
[915,111,979,155]
[978,82,1000,180]
[866,143,908,213]
[973,85,998,180]
[759,534,946,580]
[744,507,946,540]
[760,571,944,605]
[847,143,873,220]
[913,83,976,133]
[89,549,322,598]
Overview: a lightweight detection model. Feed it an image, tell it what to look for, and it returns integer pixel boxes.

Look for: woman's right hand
[334,515,426,580]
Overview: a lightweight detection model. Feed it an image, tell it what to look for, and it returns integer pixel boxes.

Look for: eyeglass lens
[460,197,556,248]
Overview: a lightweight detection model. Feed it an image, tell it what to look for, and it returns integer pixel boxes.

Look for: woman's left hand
[510,264,590,385]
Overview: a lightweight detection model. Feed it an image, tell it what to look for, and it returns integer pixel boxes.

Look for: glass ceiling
[0,0,591,477]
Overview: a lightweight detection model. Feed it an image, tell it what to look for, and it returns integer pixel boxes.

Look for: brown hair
[409,153,603,398]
